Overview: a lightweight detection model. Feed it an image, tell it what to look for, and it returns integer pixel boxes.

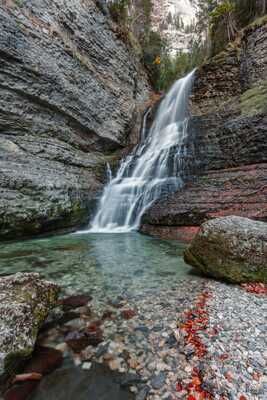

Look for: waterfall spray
[88,70,195,233]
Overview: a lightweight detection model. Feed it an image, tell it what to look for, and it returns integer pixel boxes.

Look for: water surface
[0,233,195,299]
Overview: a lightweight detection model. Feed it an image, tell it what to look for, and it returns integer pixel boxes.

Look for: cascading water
[89,70,195,233]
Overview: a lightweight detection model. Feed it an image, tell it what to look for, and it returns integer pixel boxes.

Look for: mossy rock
[241,80,267,116]
[0,273,60,378]
[184,216,267,284]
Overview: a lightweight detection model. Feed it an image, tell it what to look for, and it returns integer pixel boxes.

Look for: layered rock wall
[0,0,150,239]
[141,19,267,240]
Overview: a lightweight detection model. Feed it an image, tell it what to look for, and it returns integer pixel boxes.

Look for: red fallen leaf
[13,372,42,383]
[195,385,203,393]
[239,396,247,400]
[192,376,201,386]
[175,382,183,391]
[187,395,197,400]
[187,383,194,390]
[199,390,212,399]
[121,309,136,320]
[241,283,267,295]
[219,354,229,361]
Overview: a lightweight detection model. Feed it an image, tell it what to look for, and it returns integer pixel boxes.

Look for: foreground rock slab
[184,216,267,283]
[0,273,59,378]
[29,363,134,400]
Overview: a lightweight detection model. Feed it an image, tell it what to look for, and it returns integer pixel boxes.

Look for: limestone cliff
[141,18,267,241]
[0,0,150,240]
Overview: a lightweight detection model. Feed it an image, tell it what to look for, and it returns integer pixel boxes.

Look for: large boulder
[0,0,150,239]
[184,216,267,283]
[0,273,59,378]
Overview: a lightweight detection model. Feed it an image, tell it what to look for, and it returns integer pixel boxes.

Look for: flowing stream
[89,70,195,233]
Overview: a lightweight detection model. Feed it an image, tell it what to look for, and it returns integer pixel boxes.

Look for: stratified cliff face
[0,0,150,239]
[141,18,267,240]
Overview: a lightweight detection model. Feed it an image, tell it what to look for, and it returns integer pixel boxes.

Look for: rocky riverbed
[1,232,266,399]
[3,278,266,400]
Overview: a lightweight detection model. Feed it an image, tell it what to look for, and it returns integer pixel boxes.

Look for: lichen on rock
[0,272,59,377]
[184,216,267,284]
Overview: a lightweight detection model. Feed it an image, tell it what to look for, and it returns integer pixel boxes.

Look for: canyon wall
[141,18,267,241]
[0,0,150,240]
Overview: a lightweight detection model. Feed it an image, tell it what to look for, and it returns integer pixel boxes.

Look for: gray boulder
[0,273,59,377]
[184,216,267,283]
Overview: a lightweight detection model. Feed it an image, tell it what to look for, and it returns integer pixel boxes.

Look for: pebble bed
[40,278,267,400]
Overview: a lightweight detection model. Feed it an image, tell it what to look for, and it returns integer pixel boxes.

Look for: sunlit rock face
[151,0,196,54]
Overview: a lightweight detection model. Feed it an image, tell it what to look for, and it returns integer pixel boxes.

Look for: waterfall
[89,70,195,233]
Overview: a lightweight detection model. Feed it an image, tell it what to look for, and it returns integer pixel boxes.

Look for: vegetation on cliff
[192,0,267,56]
[108,0,267,91]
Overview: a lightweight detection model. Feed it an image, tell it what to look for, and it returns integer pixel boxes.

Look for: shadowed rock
[184,216,267,283]
[0,0,150,240]
[29,363,135,400]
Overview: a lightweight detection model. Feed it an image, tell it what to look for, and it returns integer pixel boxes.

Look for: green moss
[241,80,267,116]
[128,31,143,58]
[184,249,206,271]
[13,0,24,7]
[244,14,267,32]
[184,248,267,284]
[4,347,33,376]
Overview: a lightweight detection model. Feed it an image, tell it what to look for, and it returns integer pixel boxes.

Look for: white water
[88,70,195,233]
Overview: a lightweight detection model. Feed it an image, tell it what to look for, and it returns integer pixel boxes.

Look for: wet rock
[41,310,80,332]
[109,298,125,309]
[134,326,150,336]
[65,331,91,353]
[86,331,103,347]
[29,364,135,400]
[102,310,116,320]
[59,294,92,311]
[65,324,103,352]
[85,322,104,346]
[121,310,137,320]
[165,333,177,348]
[3,346,63,400]
[184,216,267,283]
[136,385,150,400]
[4,381,38,400]
[150,372,166,389]
[120,373,141,388]
[23,346,63,375]
[0,273,59,377]
[95,343,110,359]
